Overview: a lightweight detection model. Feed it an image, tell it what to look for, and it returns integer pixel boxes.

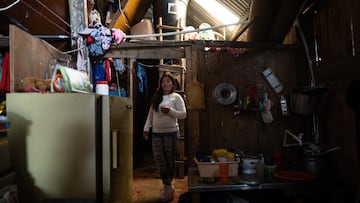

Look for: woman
[143,72,187,202]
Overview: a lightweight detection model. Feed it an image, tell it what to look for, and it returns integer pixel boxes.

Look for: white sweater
[144,92,186,133]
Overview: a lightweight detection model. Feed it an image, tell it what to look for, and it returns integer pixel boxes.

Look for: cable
[118,0,130,29]
[0,0,20,11]
[20,0,71,35]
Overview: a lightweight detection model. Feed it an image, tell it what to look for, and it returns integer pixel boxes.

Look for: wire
[0,0,20,11]
[118,1,130,29]
[20,0,71,35]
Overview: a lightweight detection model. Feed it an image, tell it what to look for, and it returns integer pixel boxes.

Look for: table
[188,167,329,203]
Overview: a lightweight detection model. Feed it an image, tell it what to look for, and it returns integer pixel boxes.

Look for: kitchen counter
[188,167,330,202]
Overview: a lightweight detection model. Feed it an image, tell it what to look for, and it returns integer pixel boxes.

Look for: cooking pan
[290,86,328,115]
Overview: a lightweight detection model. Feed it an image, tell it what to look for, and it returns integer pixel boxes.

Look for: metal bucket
[290,86,328,115]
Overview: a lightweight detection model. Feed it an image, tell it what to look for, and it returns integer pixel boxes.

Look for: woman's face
[161,76,174,94]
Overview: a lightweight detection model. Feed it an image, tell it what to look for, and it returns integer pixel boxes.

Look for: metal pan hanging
[212,82,238,106]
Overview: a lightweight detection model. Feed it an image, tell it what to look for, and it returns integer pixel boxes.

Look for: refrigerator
[6,93,133,203]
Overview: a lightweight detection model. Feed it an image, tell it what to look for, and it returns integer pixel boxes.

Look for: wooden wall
[187,43,314,163]
[9,25,72,92]
[305,0,360,201]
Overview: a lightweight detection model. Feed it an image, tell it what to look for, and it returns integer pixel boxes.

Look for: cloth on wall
[137,63,148,93]
[79,23,126,57]
[113,58,125,74]
[105,58,111,81]
[76,37,87,72]
[92,61,106,92]
[0,52,10,93]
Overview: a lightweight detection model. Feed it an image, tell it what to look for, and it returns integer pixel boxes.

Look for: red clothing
[0,52,10,92]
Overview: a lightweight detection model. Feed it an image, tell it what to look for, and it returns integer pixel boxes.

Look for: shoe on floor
[159,184,174,202]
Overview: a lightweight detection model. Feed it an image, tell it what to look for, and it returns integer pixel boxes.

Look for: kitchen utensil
[186,79,206,110]
[212,82,238,105]
[290,86,328,115]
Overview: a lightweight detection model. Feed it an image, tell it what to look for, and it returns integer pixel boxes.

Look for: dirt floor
[132,153,188,203]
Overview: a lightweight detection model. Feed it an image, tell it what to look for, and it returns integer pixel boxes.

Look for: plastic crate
[194,157,239,177]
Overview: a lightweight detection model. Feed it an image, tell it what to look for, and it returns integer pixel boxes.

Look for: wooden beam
[68,0,87,46]
[104,46,186,59]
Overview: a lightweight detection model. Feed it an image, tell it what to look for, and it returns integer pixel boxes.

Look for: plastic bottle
[261,92,274,123]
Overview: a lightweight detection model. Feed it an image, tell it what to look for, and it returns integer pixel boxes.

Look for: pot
[302,155,330,174]
[290,86,328,115]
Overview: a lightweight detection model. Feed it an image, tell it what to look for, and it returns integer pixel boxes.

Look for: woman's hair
[151,72,177,111]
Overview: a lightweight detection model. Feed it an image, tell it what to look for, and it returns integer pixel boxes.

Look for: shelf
[0,129,10,133]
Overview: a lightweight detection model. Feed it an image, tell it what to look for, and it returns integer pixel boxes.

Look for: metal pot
[302,155,330,174]
[290,86,328,115]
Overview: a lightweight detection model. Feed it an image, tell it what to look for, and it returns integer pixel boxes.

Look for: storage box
[194,157,239,177]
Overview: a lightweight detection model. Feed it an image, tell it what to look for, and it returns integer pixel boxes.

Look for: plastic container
[96,81,109,95]
[262,68,283,94]
[194,157,239,177]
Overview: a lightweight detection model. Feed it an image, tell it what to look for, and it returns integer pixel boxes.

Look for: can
[96,81,109,95]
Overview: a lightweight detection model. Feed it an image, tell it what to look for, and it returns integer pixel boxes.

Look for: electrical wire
[0,0,20,11]
[117,0,130,29]
[20,0,71,35]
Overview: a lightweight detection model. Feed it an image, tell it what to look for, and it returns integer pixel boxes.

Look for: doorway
[131,59,189,202]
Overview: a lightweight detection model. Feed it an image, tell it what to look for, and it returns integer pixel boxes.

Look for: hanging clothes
[137,63,148,93]
[76,37,87,72]
[0,52,10,93]
[105,58,111,81]
[113,58,126,74]
[92,61,106,92]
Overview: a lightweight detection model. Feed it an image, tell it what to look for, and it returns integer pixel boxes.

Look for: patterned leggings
[152,131,178,185]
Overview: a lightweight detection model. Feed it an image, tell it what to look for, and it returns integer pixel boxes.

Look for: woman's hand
[143,131,149,140]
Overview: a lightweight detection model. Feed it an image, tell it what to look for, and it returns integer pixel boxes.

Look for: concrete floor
[132,153,188,203]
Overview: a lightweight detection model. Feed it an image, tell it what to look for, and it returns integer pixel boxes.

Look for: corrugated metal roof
[145,0,252,41]
[186,0,252,41]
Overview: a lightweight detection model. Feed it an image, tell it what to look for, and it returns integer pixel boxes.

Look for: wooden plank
[317,55,360,83]
[186,45,202,166]
[9,25,71,92]
[0,36,9,47]
[68,0,87,46]
[104,46,186,59]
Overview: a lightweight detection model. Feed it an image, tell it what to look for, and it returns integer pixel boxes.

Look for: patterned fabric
[87,23,112,57]
[152,132,178,185]
[137,64,147,93]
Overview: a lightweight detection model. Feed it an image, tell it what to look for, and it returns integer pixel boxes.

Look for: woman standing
[143,72,187,202]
